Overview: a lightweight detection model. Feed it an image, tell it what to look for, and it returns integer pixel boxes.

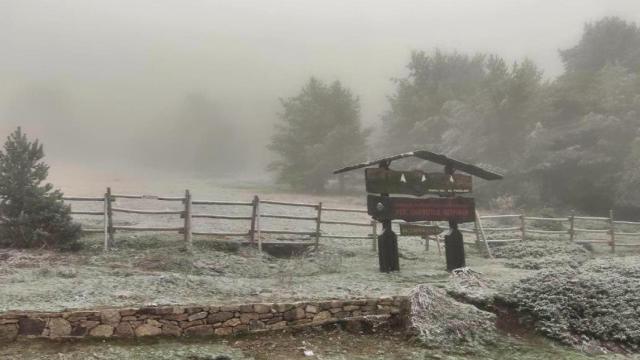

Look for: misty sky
[2,0,640,178]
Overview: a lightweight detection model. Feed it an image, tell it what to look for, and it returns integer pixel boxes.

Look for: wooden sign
[399,223,443,237]
[367,195,475,223]
[365,168,472,196]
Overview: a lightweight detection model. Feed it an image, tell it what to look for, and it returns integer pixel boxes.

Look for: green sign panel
[365,168,472,196]
[399,223,443,237]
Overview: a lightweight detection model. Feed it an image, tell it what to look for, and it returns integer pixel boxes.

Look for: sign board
[367,195,475,223]
[365,168,472,196]
[399,223,443,237]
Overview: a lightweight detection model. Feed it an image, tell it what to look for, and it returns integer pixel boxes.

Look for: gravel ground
[0,326,619,360]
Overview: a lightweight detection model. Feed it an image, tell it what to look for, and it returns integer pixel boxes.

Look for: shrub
[492,240,590,269]
[409,284,497,353]
[0,128,81,250]
[502,258,640,346]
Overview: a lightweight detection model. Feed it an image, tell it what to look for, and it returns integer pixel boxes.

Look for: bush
[492,240,591,269]
[502,258,640,346]
[0,128,81,250]
[409,284,497,353]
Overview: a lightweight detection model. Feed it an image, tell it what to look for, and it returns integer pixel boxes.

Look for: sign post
[333,150,502,272]
[377,160,399,272]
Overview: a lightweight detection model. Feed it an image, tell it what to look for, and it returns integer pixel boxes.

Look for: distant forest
[270,16,640,217]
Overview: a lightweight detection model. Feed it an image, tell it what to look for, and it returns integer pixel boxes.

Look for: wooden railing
[459,210,640,252]
[64,188,377,252]
[64,189,640,253]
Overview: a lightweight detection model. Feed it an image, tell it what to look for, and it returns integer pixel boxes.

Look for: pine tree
[0,127,81,250]
[268,78,369,192]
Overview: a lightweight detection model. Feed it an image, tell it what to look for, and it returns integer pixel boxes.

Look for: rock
[273,303,293,312]
[0,324,18,342]
[100,309,121,326]
[181,320,204,328]
[114,322,134,338]
[48,318,71,337]
[119,309,137,316]
[188,311,208,322]
[290,319,311,326]
[184,325,213,336]
[70,326,89,337]
[223,318,241,327]
[220,305,239,312]
[79,320,100,329]
[89,325,114,337]
[343,305,360,311]
[305,305,318,314]
[162,323,182,336]
[207,311,234,323]
[18,318,46,336]
[135,324,162,337]
[240,313,259,324]
[313,311,332,322]
[303,349,315,357]
[253,304,271,314]
[249,320,266,331]
[239,305,254,313]
[145,319,162,328]
[167,313,189,321]
[269,321,287,329]
[284,308,306,321]
[233,324,249,334]
[214,327,233,336]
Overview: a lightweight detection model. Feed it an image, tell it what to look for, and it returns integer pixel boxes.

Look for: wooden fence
[461,211,640,252]
[64,188,376,252]
[64,189,640,253]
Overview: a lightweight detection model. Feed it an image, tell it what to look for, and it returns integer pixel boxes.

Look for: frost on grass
[491,240,591,269]
[502,257,640,348]
[408,282,497,353]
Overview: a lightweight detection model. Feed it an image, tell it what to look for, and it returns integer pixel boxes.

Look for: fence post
[474,216,481,249]
[183,189,192,251]
[569,211,575,242]
[315,202,322,250]
[256,198,262,253]
[106,187,114,248]
[371,220,377,252]
[520,214,526,241]
[250,196,259,244]
[609,209,616,253]
[103,191,109,252]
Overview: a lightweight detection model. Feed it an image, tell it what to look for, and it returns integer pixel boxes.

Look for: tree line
[269,16,640,217]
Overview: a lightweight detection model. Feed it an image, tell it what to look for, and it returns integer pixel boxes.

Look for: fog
[2,0,640,184]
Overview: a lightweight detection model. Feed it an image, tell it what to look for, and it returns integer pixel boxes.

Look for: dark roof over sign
[333,150,503,181]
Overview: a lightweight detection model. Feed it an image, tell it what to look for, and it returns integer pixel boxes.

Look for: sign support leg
[445,220,465,271]
[378,219,399,272]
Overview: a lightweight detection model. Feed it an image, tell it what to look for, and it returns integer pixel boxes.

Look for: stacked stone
[0,296,408,342]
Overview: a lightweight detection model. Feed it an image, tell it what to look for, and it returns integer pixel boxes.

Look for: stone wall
[0,296,408,342]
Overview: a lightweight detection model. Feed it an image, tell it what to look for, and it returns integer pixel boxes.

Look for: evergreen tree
[0,128,81,250]
[269,78,369,192]
[382,50,544,167]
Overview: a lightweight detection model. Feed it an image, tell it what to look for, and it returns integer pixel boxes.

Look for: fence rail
[64,188,379,252]
[64,189,640,253]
